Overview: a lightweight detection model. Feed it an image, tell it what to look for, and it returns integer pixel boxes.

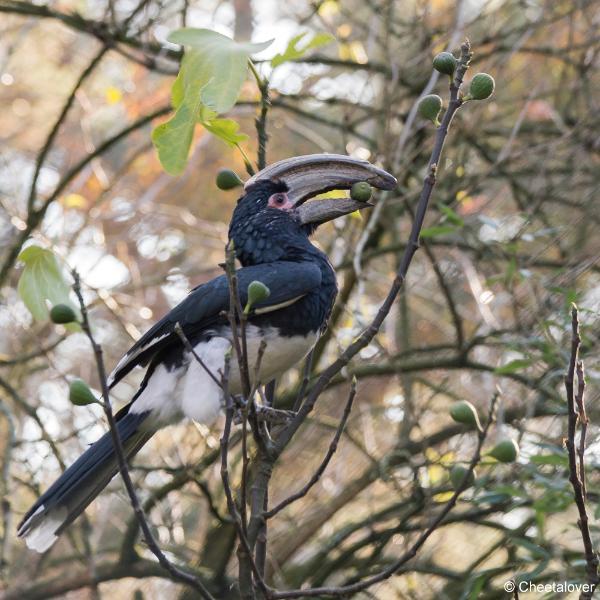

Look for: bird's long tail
[17,405,153,553]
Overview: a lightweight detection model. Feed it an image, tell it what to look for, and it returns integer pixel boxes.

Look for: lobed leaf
[271,31,335,67]
[152,29,272,175]
[201,117,249,147]
[17,246,75,321]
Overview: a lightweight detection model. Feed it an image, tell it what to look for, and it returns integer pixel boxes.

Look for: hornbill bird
[18,154,396,552]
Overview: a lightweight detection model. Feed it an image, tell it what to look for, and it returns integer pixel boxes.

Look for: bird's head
[229,154,396,265]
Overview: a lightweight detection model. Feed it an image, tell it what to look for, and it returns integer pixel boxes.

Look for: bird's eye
[267,192,291,210]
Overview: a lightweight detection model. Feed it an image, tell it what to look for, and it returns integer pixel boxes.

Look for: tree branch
[564,305,599,600]
[72,271,216,600]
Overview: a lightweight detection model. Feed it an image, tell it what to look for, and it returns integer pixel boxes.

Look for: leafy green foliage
[17,246,76,322]
[152,29,271,175]
[493,358,533,374]
[529,453,568,467]
[271,32,335,67]
[437,203,464,226]
[419,224,457,239]
[201,115,249,147]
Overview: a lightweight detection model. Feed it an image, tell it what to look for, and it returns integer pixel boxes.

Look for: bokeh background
[1,0,600,598]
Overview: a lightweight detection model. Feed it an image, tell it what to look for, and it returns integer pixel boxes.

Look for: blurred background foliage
[0,0,599,598]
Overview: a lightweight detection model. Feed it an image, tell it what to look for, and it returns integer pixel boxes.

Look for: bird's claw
[232,402,295,426]
[254,405,295,426]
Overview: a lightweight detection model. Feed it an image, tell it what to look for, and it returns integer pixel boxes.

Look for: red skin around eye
[268,192,295,211]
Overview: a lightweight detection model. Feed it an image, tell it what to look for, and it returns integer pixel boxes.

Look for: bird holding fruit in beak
[18,153,396,553]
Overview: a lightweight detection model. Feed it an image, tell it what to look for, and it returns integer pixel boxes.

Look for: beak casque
[245,153,397,226]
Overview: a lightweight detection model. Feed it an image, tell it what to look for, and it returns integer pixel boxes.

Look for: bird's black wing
[107,261,322,387]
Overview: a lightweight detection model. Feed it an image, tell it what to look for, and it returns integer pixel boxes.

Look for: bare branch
[265,378,357,519]
[270,391,499,598]
[564,305,599,600]
[72,271,216,600]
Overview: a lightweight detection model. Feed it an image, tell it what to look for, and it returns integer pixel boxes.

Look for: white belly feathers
[130,326,317,426]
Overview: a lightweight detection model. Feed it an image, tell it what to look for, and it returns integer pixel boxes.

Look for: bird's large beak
[245,154,397,225]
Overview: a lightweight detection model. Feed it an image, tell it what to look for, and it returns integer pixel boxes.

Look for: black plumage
[17,154,396,552]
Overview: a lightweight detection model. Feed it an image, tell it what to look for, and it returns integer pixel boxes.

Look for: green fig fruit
[50,303,77,324]
[216,168,243,190]
[433,52,457,76]
[469,73,495,100]
[244,280,271,314]
[449,401,482,430]
[488,438,519,463]
[69,379,98,406]
[350,181,372,202]
[449,465,476,490]
[418,94,443,126]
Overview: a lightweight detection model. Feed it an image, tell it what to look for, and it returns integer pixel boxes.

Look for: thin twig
[0,398,16,572]
[275,40,473,454]
[71,271,216,600]
[265,379,357,519]
[219,348,270,600]
[249,61,270,171]
[193,479,233,525]
[223,242,251,397]
[26,46,109,213]
[270,391,498,598]
[564,305,599,600]
[174,322,224,390]
[0,105,171,287]
[575,359,588,498]
[292,350,314,413]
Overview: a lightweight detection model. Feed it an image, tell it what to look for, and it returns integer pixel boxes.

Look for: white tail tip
[18,504,68,553]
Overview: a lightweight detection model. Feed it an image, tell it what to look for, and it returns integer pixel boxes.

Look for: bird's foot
[254,405,295,426]
[232,396,247,424]
[232,398,294,426]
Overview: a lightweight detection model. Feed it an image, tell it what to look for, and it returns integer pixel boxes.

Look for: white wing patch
[181,337,231,424]
[129,362,186,426]
[107,331,172,387]
[107,294,306,387]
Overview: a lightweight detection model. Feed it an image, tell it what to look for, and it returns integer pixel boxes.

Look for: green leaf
[171,68,185,109]
[437,203,464,226]
[168,29,272,113]
[529,453,568,467]
[202,117,249,147]
[152,29,271,175]
[152,51,211,175]
[492,485,528,498]
[511,537,550,560]
[532,490,572,514]
[465,574,487,600]
[271,32,335,67]
[17,246,74,321]
[419,224,457,239]
[494,358,533,374]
